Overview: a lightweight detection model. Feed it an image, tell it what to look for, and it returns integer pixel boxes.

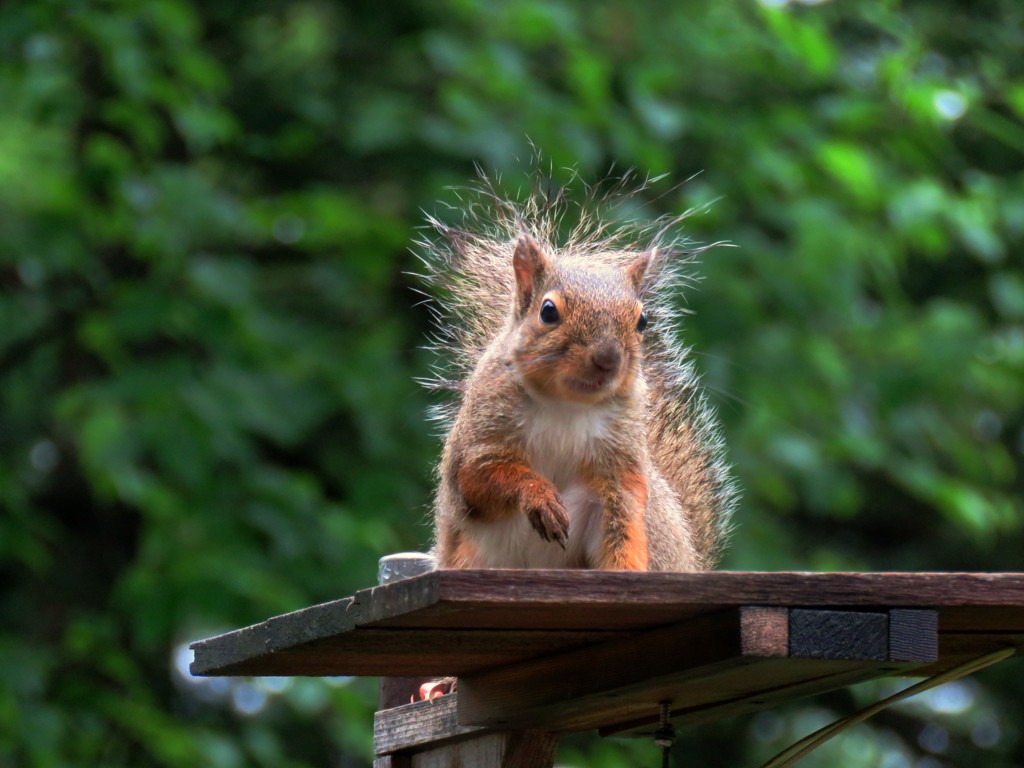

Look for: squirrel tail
[415,170,736,561]
[645,331,737,568]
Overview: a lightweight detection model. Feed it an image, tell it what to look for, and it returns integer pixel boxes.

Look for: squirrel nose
[591,344,621,373]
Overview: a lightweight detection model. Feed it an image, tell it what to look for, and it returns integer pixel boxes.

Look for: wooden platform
[191,570,1023,741]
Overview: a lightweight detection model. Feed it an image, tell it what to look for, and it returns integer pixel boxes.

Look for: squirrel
[418,177,736,571]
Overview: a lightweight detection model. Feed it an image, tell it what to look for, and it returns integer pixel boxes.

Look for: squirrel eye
[539,299,560,325]
[637,309,648,333]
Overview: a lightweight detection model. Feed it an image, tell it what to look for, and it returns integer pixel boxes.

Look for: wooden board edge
[374,692,485,755]
[354,571,444,627]
[190,597,357,676]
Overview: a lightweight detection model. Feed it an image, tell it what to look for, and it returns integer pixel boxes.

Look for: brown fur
[586,463,650,570]
[419,177,736,572]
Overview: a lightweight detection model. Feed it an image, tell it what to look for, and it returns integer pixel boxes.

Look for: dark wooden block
[789,609,889,660]
[890,608,939,662]
[787,608,938,663]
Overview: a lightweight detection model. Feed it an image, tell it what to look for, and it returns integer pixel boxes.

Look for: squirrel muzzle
[555,337,632,403]
[590,341,622,375]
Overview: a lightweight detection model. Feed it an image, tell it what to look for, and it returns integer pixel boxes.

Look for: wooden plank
[354,575,444,627]
[191,572,1024,678]
[376,695,486,755]
[456,608,936,732]
[354,571,1024,631]
[190,597,357,675]
[375,695,557,766]
[196,627,619,677]
[188,570,1023,743]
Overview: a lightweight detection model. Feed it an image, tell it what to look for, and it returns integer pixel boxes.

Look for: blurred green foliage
[1,0,1022,766]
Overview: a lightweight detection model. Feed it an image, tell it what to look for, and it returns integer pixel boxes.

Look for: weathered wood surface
[375,695,485,755]
[456,607,936,732]
[191,571,1024,678]
[190,570,1022,749]
[351,571,1024,631]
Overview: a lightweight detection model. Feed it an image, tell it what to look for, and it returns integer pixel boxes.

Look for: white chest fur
[521,398,616,489]
[461,398,617,568]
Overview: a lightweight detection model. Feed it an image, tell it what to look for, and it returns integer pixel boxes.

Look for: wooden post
[373,554,559,768]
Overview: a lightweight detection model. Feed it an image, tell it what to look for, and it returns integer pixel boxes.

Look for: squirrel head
[509,234,650,405]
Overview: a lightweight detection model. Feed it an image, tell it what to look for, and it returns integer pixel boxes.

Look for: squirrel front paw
[523,485,569,548]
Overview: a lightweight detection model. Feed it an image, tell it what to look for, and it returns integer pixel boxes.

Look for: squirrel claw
[526,494,569,548]
[530,512,568,548]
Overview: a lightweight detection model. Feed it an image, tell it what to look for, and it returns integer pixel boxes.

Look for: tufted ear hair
[626,249,653,294]
[512,234,549,316]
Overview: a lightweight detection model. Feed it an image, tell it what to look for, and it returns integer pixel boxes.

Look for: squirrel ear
[626,249,652,294]
[512,234,548,314]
